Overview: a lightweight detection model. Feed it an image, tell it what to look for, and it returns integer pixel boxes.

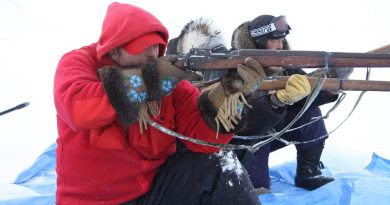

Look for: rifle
[174,48,390,70]
[174,46,390,92]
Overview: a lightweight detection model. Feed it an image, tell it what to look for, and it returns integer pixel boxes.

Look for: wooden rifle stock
[261,77,390,92]
[174,49,390,70]
[200,77,390,92]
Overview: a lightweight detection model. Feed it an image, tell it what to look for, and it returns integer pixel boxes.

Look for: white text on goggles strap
[250,23,278,37]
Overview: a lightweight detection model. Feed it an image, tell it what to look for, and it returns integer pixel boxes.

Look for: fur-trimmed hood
[230,18,352,79]
[231,21,257,49]
[231,21,290,50]
[170,18,227,54]
[166,18,229,82]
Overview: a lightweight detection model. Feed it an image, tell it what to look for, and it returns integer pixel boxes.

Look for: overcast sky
[1,0,389,183]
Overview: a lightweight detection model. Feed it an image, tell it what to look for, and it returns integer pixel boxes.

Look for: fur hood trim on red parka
[96,2,169,60]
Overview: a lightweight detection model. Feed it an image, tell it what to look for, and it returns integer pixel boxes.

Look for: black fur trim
[141,59,163,102]
[198,91,218,129]
[98,66,139,127]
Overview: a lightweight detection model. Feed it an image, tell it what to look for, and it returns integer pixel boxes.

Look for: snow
[1,0,390,204]
[216,150,244,177]
[2,144,390,204]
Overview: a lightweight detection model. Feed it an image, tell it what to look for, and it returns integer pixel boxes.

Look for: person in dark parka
[230,14,353,192]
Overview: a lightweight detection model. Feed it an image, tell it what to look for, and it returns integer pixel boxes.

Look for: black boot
[295,142,334,191]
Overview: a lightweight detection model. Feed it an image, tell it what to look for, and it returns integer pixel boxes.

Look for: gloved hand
[200,57,267,132]
[98,66,144,127]
[274,74,311,105]
[207,57,266,108]
[236,57,267,94]
[98,57,203,128]
[137,55,203,100]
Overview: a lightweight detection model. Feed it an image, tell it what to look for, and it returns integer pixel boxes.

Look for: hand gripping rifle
[173,47,390,91]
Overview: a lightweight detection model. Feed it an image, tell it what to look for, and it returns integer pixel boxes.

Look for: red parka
[54,3,232,205]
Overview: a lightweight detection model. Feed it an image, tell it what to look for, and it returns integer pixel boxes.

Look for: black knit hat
[249,15,291,49]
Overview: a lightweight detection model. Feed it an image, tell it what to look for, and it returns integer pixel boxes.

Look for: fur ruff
[231,21,291,50]
[231,21,257,49]
[177,18,224,54]
[176,18,251,134]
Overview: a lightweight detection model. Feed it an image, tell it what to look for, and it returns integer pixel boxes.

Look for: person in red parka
[53,2,291,205]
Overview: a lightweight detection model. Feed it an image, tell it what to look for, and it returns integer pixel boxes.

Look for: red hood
[96,2,169,60]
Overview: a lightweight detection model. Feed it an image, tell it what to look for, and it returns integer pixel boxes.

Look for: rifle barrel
[175,49,390,70]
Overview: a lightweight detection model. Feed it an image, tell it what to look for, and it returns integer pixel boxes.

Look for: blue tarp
[1,143,389,205]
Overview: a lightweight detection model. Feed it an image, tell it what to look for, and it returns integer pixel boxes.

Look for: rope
[246,73,326,152]
[146,73,326,151]
[143,66,371,151]
[264,67,371,147]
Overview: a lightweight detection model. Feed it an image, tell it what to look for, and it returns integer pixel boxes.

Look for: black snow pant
[123,143,260,205]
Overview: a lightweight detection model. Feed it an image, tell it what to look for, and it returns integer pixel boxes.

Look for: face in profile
[112,44,160,67]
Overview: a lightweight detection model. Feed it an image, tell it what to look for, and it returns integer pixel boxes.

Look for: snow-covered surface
[1,0,389,204]
[262,153,390,205]
[1,143,389,204]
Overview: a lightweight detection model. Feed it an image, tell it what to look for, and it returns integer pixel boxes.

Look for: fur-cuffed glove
[98,66,144,128]
[98,57,202,131]
[199,57,267,133]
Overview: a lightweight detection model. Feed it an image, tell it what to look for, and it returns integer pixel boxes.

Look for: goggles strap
[250,16,290,38]
[250,23,276,37]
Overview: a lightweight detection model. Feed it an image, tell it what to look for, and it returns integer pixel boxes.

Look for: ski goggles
[250,16,291,38]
